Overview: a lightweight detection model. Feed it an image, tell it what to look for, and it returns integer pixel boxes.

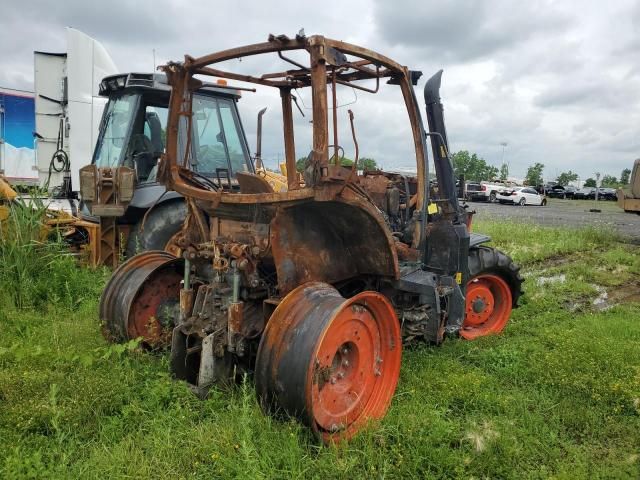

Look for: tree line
[287,150,632,188]
[295,156,377,172]
[451,150,632,188]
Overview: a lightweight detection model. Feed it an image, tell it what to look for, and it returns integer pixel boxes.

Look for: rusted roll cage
[100,33,524,443]
[159,33,429,249]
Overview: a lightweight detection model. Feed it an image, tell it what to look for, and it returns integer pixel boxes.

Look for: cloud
[373,0,570,62]
[0,0,638,181]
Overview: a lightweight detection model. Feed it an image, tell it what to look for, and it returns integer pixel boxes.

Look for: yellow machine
[618,158,640,213]
[0,175,17,222]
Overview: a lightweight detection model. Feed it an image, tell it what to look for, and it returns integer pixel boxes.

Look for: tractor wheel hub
[472,298,486,313]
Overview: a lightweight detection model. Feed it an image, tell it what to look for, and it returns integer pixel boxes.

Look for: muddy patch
[564,280,640,312]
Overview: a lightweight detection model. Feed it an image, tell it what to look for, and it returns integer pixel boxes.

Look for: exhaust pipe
[255,107,267,169]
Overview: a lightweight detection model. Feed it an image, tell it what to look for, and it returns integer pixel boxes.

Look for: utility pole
[500,142,508,167]
[500,141,508,181]
[590,172,601,213]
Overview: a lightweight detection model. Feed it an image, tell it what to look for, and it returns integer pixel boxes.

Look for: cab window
[94,93,138,168]
[190,95,250,177]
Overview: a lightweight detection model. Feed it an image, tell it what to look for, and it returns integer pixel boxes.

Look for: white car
[497,187,547,206]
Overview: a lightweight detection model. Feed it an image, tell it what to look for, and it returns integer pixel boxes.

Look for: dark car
[574,187,596,199]
[597,188,617,201]
[547,185,567,198]
[564,185,577,199]
[548,185,577,199]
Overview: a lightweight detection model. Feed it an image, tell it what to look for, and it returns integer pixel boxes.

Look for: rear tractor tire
[255,282,402,443]
[125,201,187,259]
[100,251,183,348]
[462,246,523,340]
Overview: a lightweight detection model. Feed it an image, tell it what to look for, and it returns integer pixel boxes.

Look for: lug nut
[342,360,349,367]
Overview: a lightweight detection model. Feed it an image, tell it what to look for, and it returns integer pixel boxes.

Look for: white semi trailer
[34,27,118,207]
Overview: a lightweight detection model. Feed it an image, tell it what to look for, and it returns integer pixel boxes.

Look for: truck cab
[80,73,254,265]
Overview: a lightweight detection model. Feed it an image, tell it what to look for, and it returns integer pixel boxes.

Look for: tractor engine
[169,234,274,396]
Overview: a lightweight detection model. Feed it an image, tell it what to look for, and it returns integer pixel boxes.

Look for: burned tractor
[99,34,523,442]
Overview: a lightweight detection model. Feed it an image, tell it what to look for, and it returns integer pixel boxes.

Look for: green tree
[451,150,499,182]
[620,168,631,184]
[525,163,545,186]
[296,156,376,172]
[601,174,618,187]
[499,163,509,182]
[584,177,597,187]
[556,170,579,186]
[359,157,377,171]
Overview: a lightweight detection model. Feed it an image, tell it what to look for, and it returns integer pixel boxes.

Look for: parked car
[547,185,577,199]
[574,187,596,199]
[465,181,508,202]
[564,185,577,199]
[497,187,547,206]
[597,188,617,201]
[465,182,486,201]
[547,185,567,198]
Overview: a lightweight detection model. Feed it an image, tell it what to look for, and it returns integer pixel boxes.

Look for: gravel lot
[467,198,640,243]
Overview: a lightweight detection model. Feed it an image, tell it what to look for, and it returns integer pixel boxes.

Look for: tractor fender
[270,198,399,295]
[128,183,183,209]
[469,232,491,249]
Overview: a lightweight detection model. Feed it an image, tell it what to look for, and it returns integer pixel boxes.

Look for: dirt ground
[468,198,640,243]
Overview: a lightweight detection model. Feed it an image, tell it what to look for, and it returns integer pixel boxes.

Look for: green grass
[0,220,639,479]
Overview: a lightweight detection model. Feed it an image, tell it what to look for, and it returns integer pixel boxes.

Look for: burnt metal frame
[160,34,429,245]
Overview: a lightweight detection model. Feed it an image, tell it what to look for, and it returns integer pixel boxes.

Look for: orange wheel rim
[255,283,401,444]
[307,291,401,442]
[462,274,512,340]
[128,269,181,347]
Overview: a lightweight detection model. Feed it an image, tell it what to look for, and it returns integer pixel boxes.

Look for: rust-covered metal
[255,282,401,442]
[100,250,182,347]
[99,33,523,443]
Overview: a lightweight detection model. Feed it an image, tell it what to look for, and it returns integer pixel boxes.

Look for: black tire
[518,197,526,206]
[489,192,497,202]
[468,246,523,308]
[541,198,547,206]
[125,200,187,258]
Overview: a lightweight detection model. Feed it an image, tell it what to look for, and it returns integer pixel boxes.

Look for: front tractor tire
[125,201,187,258]
[462,246,523,340]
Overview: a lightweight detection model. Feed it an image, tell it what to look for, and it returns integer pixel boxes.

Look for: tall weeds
[0,196,102,310]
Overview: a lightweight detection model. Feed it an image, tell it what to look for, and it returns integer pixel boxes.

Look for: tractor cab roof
[99,72,242,99]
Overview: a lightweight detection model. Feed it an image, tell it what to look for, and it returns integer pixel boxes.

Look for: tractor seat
[236,171,274,194]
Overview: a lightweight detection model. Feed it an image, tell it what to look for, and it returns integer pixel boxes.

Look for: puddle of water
[592,285,609,310]
[537,274,566,286]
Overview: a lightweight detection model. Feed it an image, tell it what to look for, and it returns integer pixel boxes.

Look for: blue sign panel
[0,89,36,181]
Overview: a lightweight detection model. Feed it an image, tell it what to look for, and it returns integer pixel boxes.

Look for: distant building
[0,87,37,184]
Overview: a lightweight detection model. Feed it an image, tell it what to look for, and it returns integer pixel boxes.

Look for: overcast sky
[1,0,638,181]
